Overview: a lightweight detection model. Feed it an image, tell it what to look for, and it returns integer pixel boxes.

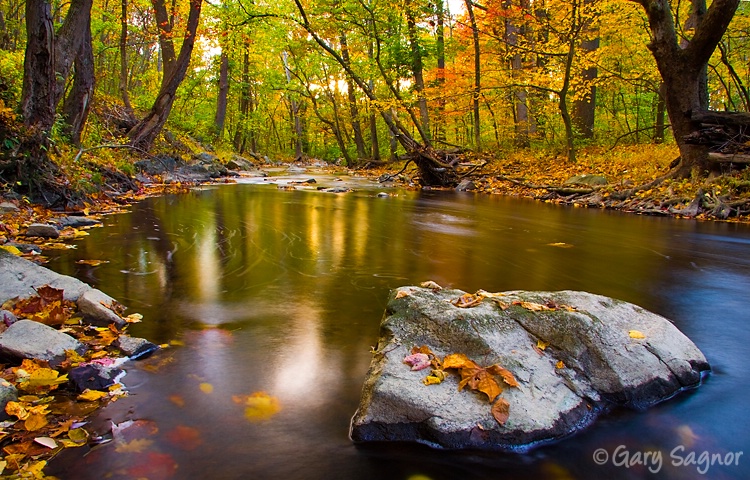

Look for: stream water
[45,172,750,479]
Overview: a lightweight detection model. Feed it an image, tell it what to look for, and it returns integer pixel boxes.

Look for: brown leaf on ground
[452,293,483,308]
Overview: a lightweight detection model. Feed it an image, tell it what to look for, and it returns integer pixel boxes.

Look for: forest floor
[372,143,750,224]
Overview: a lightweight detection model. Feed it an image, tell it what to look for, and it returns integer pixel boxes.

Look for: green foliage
[0,50,24,107]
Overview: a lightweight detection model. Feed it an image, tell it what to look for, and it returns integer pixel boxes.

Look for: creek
[45,172,750,479]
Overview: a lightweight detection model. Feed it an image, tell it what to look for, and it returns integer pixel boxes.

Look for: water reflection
[44,180,750,479]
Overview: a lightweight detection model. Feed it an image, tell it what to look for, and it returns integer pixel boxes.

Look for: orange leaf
[492,398,511,425]
[487,365,519,387]
[442,353,479,370]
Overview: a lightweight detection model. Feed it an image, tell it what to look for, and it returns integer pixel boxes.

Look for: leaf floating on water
[547,242,574,248]
[0,245,22,255]
[420,281,443,290]
[491,398,511,425]
[452,293,483,308]
[165,425,203,451]
[199,383,214,394]
[116,438,154,453]
[77,389,107,402]
[629,330,646,339]
[403,353,431,371]
[233,392,281,422]
[75,259,109,266]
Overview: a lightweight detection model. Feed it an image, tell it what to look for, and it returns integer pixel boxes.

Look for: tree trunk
[636,0,739,177]
[128,0,202,150]
[405,1,430,141]
[505,0,531,147]
[282,50,304,161]
[21,0,56,131]
[340,32,367,162]
[464,0,481,150]
[571,0,598,139]
[214,50,229,138]
[654,82,666,143]
[119,0,134,114]
[434,0,446,142]
[62,21,94,145]
[152,0,176,81]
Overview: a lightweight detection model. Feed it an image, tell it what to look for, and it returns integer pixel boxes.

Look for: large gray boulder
[0,320,83,365]
[0,251,90,302]
[0,251,125,327]
[350,287,709,452]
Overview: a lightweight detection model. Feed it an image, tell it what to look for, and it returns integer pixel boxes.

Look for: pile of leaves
[0,285,143,478]
[403,345,519,426]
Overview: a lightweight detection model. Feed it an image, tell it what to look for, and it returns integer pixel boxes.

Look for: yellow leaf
[5,401,28,420]
[422,369,446,386]
[547,242,573,248]
[0,245,21,255]
[395,289,411,299]
[125,313,143,323]
[24,413,49,431]
[77,389,108,402]
[237,392,281,422]
[536,339,549,350]
[513,301,549,312]
[115,438,153,453]
[556,360,565,369]
[75,259,108,266]
[629,330,646,339]
[67,428,89,445]
[199,382,214,394]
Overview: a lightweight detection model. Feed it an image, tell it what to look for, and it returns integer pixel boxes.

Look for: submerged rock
[350,287,709,452]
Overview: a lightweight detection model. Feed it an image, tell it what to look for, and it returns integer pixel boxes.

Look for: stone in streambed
[0,320,84,365]
[349,287,709,452]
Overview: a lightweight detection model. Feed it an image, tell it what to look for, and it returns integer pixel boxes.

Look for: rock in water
[350,287,709,452]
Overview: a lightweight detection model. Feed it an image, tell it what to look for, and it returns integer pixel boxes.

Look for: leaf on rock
[35,285,63,304]
[556,360,565,369]
[458,369,503,402]
[475,289,506,298]
[487,365,519,388]
[442,353,479,370]
[395,289,412,299]
[422,369,446,386]
[452,293,483,308]
[420,281,442,290]
[0,245,21,255]
[512,300,549,312]
[629,330,646,339]
[403,353,431,371]
[536,339,549,350]
[491,398,511,425]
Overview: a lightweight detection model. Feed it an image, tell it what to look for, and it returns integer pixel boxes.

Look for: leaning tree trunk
[128,0,202,150]
[636,0,739,177]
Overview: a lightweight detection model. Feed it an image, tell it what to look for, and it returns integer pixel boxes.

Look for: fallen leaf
[487,365,520,387]
[492,398,511,425]
[199,382,214,394]
[125,313,143,323]
[165,425,202,451]
[420,281,442,290]
[395,289,411,299]
[629,330,646,339]
[77,389,108,402]
[168,395,185,407]
[24,413,48,431]
[75,259,109,266]
[512,300,549,312]
[67,428,89,445]
[547,242,574,248]
[422,369,446,385]
[234,392,281,422]
[452,293,483,308]
[556,360,565,369]
[403,353,431,371]
[33,437,57,449]
[127,452,178,479]
[536,339,549,350]
[476,289,506,298]
[0,245,21,255]
[115,438,154,453]
[458,368,503,402]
